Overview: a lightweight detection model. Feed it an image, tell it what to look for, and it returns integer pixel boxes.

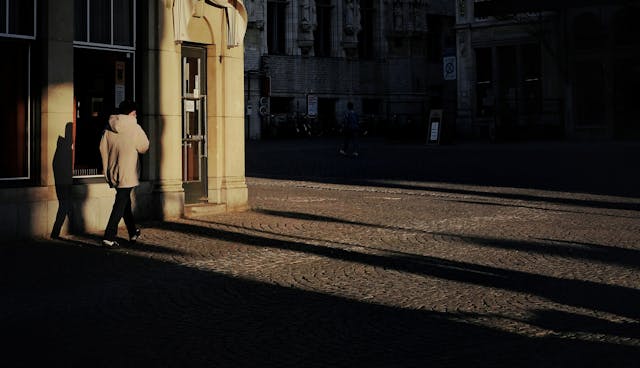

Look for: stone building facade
[455,0,640,141]
[243,0,455,140]
[0,0,249,239]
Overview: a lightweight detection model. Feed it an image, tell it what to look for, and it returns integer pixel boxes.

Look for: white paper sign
[185,100,195,112]
[430,122,440,141]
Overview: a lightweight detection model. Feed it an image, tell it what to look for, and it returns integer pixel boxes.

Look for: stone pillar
[142,2,185,219]
[206,13,248,211]
[41,0,75,236]
[41,0,74,188]
[221,43,249,210]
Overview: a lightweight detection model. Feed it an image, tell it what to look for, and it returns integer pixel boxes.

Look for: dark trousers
[104,187,136,241]
[342,128,359,153]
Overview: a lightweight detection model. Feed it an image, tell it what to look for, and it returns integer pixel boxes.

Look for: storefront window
[0,39,30,180]
[73,48,134,177]
[1,0,36,181]
[73,0,136,177]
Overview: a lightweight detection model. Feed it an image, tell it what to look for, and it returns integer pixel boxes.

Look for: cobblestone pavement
[2,139,640,367]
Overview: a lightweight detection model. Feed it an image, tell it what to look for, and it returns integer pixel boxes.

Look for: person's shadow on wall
[51,123,87,238]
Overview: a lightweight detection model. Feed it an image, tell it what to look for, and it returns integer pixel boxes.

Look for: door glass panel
[183,55,203,96]
[183,98,202,182]
[181,46,208,203]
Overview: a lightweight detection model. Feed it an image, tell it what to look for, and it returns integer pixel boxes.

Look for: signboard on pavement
[307,94,318,117]
[427,109,443,144]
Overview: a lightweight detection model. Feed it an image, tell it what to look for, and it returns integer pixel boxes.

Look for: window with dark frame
[1,0,37,38]
[0,0,36,181]
[358,0,375,59]
[267,0,287,55]
[72,0,136,177]
[74,0,135,47]
[314,0,332,57]
[0,38,30,180]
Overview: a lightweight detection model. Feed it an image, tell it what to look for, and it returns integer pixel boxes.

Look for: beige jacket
[99,114,149,188]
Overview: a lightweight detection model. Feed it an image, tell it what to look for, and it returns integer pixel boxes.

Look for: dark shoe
[130,228,141,242]
[102,239,120,247]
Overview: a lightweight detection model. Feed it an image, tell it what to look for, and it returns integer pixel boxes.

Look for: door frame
[181,44,208,204]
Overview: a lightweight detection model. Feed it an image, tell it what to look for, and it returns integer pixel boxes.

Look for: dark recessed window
[267,0,287,55]
[314,0,333,57]
[358,0,375,59]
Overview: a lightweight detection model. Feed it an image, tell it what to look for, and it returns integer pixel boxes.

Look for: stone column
[41,0,74,188]
[141,1,185,219]
[206,12,248,211]
[41,0,75,236]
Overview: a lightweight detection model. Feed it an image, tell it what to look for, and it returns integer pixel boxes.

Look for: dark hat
[118,100,137,115]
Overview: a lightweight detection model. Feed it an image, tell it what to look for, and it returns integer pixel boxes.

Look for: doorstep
[183,203,228,219]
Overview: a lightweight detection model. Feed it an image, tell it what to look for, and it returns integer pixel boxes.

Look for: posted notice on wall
[185,100,195,113]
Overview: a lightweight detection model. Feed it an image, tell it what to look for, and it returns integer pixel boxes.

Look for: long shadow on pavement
[161,221,640,324]
[252,208,640,271]
[2,235,639,367]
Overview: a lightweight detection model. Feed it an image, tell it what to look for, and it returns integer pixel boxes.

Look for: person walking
[100,100,149,247]
[339,101,360,157]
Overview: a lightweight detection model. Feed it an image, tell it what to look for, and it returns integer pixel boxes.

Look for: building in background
[0,0,249,239]
[243,0,456,141]
[455,0,640,141]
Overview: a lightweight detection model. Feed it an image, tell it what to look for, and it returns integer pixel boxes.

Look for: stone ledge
[183,203,228,219]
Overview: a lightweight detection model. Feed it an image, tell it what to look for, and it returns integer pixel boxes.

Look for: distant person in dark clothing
[339,102,360,157]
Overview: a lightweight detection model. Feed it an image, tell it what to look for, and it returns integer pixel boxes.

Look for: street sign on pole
[443,56,457,81]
